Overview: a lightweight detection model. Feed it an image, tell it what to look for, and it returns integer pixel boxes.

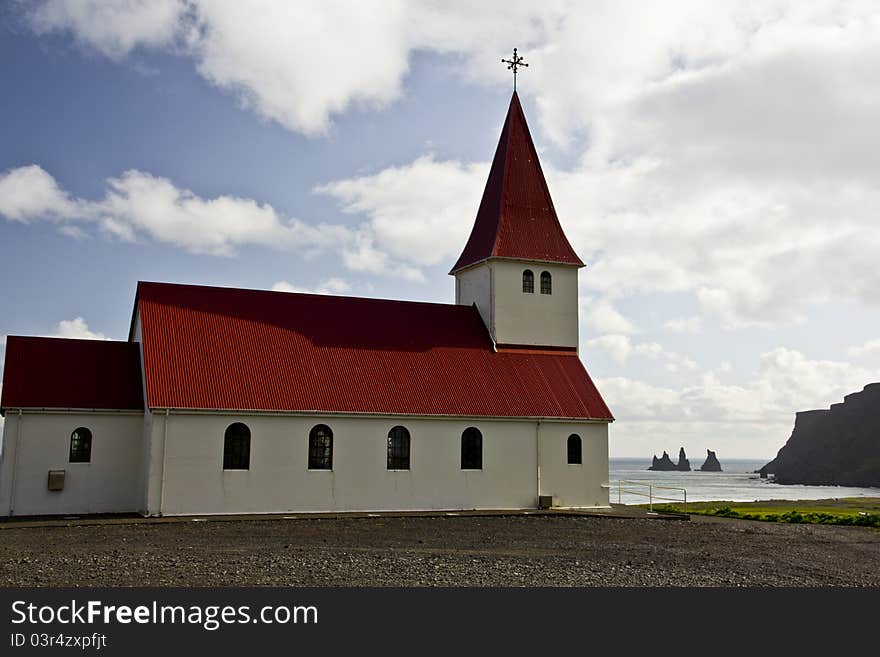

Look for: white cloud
[337,232,426,283]
[848,338,880,360]
[52,317,108,341]
[25,1,561,135]
[315,155,485,269]
[0,164,336,255]
[582,297,638,336]
[585,334,633,365]
[189,2,413,136]
[586,334,698,373]
[29,0,189,59]
[0,164,79,221]
[601,346,880,457]
[664,316,702,334]
[272,278,351,296]
[98,169,344,256]
[597,347,880,422]
[0,165,419,280]
[25,1,880,156]
[320,4,880,327]
[598,377,683,422]
[311,138,880,327]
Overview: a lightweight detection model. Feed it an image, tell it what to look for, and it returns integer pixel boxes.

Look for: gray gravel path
[1,514,878,586]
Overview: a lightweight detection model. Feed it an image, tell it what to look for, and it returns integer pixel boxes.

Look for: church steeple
[452,92,583,351]
[450,91,583,275]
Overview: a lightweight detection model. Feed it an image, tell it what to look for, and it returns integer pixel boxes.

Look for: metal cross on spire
[501,48,528,92]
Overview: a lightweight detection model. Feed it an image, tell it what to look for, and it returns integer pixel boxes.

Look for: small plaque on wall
[47,470,65,491]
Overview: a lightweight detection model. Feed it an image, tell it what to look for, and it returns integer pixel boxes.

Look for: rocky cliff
[759,383,880,487]
[700,450,722,472]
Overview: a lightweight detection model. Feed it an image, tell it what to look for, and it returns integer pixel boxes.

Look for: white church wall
[130,312,156,516]
[454,260,580,349]
[491,260,580,349]
[139,406,156,515]
[538,422,609,508]
[143,411,166,516]
[153,413,550,516]
[131,307,142,343]
[0,413,20,515]
[455,263,493,332]
[0,411,144,516]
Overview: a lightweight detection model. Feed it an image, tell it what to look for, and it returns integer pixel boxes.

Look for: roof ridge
[137,280,469,311]
[486,92,514,261]
[4,335,130,346]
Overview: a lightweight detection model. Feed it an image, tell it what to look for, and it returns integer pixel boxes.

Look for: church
[0,91,613,517]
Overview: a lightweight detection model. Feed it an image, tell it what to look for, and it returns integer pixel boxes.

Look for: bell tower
[451,92,583,350]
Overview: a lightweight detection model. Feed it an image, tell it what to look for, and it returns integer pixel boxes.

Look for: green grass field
[643,497,880,528]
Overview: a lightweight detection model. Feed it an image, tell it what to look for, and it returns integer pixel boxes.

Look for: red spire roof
[450,91,584,274]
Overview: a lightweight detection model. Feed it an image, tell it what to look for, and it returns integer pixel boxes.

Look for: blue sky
[2,2,880,458]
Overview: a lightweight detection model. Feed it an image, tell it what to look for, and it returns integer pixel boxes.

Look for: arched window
[540,271,552,294]
[223,422,251,470]
[308,424,333,470]
[387,425,411,470]
[69,427,92,463]
[522,269,534,293]
[461,427,483,470]
[567,434,582,465]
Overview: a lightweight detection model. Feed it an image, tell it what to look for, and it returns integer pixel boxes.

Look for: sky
[2,0,880,460]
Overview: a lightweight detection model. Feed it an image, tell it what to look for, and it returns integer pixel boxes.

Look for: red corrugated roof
[1,336,144,413]
[136,281,612,420]
[450,91,584,273]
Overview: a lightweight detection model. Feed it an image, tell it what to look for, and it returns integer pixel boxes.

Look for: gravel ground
[1,514,878,587]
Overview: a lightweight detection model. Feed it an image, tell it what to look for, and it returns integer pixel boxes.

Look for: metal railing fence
[615,479,687,512]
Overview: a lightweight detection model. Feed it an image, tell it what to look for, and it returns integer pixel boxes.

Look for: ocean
[609,457,880,505]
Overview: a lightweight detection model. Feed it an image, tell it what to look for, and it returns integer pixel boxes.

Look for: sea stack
[700,449,722,472]
[648,451,677,471]
[676,447,691,471]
